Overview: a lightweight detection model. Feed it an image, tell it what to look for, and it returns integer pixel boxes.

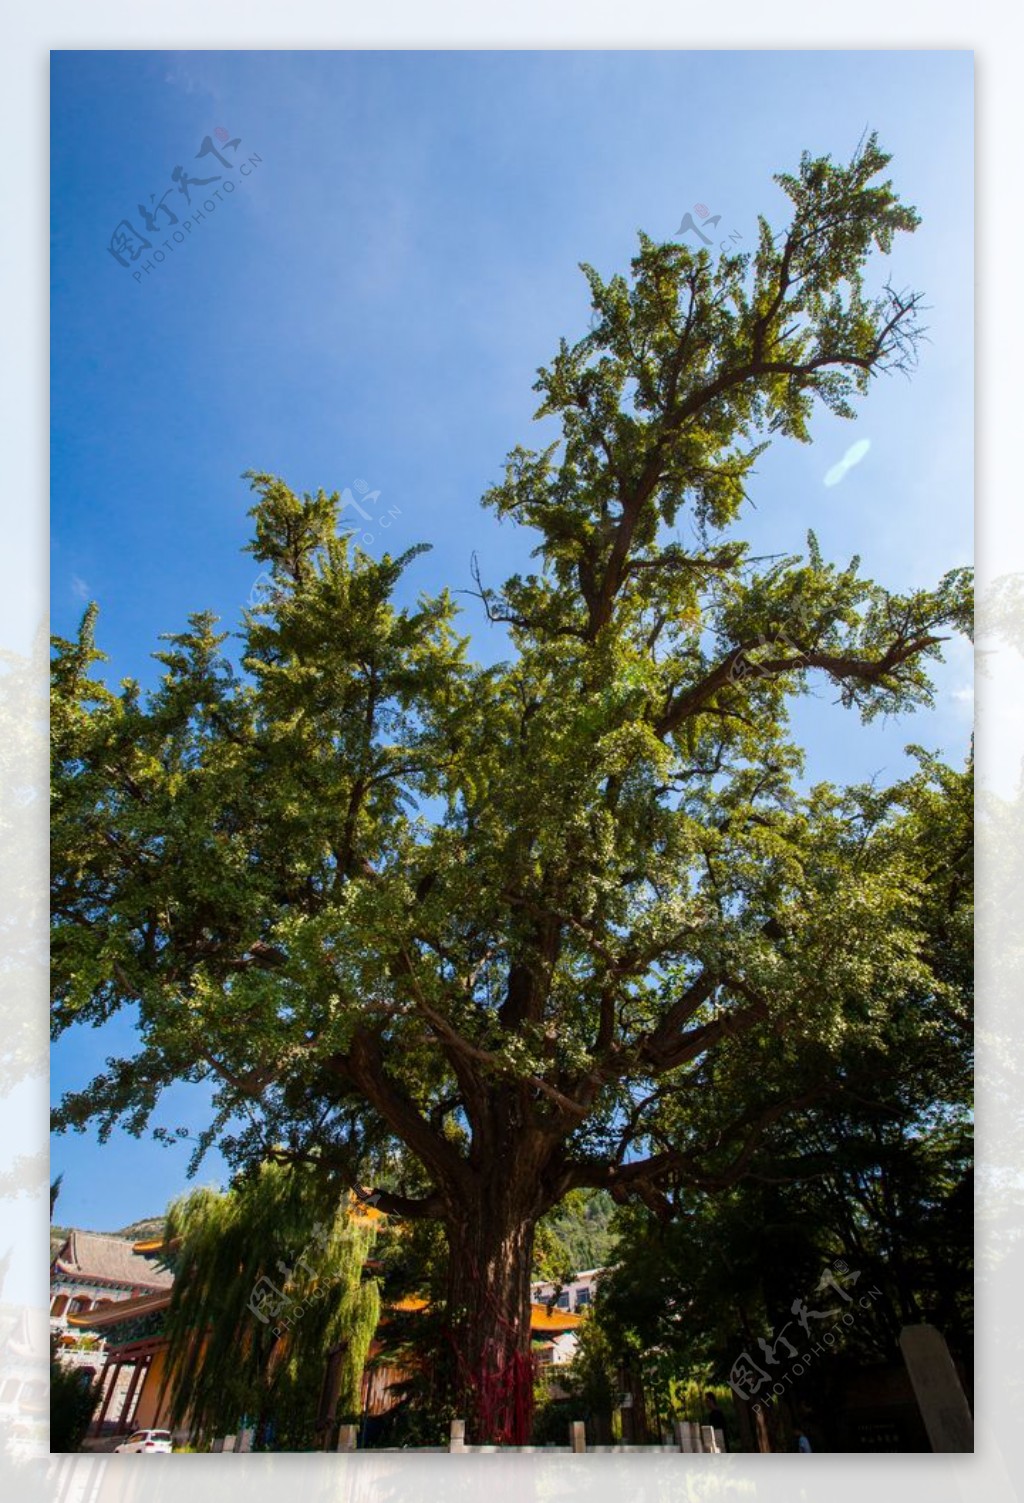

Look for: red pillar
[92,1359,121,1434]
[117,1361,145,1433]
[126,1355,152,1431]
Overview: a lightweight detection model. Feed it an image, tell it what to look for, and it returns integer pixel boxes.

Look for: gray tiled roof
[52,1230,174,1291]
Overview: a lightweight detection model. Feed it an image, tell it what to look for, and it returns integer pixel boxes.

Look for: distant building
[532,1328,580,1368]
[530,1267,603,1315]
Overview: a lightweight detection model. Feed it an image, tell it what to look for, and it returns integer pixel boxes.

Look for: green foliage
[361,1217,458,1446]
[372,1216,450,1307]
[530,1369,576,1445]
[567,751,973,1449]
[592,755,972,1427]
[160,1161,379,1450]
[366,1312,461,1445]
[534,1190,617,1281]
[49,1340,102,1452]
[561,1313,619,1441]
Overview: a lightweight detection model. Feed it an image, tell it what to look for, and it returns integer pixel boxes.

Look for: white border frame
[4,11,1016,1503]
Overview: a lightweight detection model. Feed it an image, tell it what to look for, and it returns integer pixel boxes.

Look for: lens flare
[824,438,872,487]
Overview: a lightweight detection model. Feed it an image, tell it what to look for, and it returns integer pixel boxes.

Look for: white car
[114,1429,173,1453]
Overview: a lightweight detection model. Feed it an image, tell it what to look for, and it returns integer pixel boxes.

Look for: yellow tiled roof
[384,1296,581,1333]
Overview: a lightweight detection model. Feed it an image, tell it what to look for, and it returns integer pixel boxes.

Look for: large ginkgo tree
[52,135,971,1443]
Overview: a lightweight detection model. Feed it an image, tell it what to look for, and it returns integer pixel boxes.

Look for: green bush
[50,1345,101,1452]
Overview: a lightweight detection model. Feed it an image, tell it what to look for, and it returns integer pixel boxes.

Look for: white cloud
[70,575,89,602]
[951,684,975,718]
[824,438,872,488]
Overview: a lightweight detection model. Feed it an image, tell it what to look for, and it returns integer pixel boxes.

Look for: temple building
[50,1229,175,1432]
[50,1230,175,1332]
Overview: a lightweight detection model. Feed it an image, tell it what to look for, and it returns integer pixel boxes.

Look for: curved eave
[67,1291,173,1329]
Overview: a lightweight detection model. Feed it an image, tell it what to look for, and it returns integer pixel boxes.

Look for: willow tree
[159,1163,379,1450]
[52,136,971,1443]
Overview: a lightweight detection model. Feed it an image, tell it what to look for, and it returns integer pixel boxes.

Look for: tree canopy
[589,752,972,1446]
[51,133,971,1442]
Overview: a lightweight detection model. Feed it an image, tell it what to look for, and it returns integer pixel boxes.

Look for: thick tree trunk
[442,1193,538,1445]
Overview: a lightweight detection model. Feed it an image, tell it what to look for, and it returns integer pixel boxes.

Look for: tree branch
[329,1029,472,1197]
[654,633,944,739]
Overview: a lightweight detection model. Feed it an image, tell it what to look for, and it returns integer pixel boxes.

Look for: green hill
[534,1190,618,1280]
[50,1216,166,1263]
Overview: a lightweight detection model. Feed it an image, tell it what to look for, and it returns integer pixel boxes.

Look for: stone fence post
[899,1324,974,1453]
[675,1420,703,1451]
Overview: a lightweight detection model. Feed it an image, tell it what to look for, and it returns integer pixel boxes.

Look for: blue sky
[50,49,973,1233]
